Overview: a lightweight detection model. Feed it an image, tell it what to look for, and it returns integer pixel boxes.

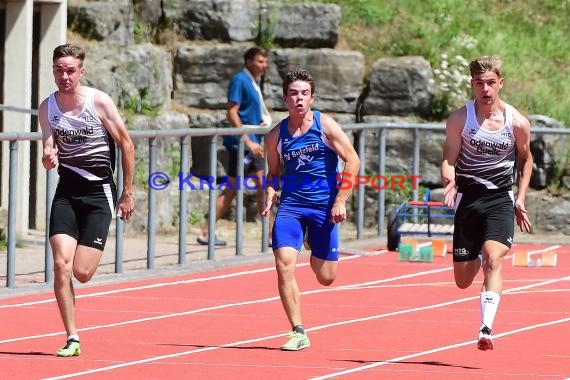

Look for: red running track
[0,242,569,379]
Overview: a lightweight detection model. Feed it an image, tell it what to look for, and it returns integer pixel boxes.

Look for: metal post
[147,137,157,269]
[6,141,18,288]
[412,128,420,202]
[235,137,244,256]
[178,135,189,265]
[44,169,55,283]
[261,153,269,253]
[115,148,124,274]
[377,128,386,236]
[357,131,366,239]
[207,136,217,260]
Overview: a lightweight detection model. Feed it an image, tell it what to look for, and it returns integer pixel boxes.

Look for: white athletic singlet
[455,100,516,190]
[47,87,115,183]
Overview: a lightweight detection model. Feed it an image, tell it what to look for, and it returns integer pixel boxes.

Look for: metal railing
[1,103,569,288]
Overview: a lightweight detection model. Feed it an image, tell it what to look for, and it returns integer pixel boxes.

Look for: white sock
[68,334,79,342]
[480,291,501,330]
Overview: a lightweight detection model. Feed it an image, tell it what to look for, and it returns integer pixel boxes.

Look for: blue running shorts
[272,204,339,261]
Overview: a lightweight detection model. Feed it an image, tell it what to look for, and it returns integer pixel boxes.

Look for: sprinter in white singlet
[441,56,533,351]
[39,44,135,357]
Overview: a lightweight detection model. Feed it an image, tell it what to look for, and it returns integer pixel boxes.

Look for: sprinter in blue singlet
[261,69,360,351]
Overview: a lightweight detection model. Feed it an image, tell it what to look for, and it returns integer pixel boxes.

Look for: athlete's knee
[316,273,336,286]
[73,267,95,283]
[453,261,478,289]
[72,262,97,283]
[53,262,72,282]
[455,277,473,289]
[53,256,72,278]
[274,258,295,279]
[483,254,503,274]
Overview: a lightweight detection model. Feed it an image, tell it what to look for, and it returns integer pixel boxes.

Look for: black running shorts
[452,187,514,262]
[49,180,117,251]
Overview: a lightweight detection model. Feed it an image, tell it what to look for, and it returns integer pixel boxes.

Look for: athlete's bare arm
[94,90,135,221]
[321,113,360,224]
[512,109,533,232]
[441,107,466,207]
[39,99,59,170]
[261,124,281,217]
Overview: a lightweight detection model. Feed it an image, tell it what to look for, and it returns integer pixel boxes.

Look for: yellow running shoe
[56,338,81,357]
[281,332,310,351]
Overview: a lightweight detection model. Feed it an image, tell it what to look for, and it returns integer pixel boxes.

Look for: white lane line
[0,254,370,309]
[312,317,570,379]
[39,275,569,379]
[0,267,452,345]
[529,245,562,255]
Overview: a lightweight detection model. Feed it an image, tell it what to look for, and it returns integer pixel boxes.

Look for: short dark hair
[282,68,315,96]
[243,46,268,63]
[53,44,86,66]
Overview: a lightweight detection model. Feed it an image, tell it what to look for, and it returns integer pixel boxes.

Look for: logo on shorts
[507,237,513,244]
[454,248,469,256]
[94,237,103,245]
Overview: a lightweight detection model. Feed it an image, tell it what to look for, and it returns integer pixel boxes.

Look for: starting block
[398,239,433,262]
[513,251,530,267]
[417,246,434,262]
[540,251,558,267]
[431,239,448,257]
[398,243,415,261]
[512,250,558,267]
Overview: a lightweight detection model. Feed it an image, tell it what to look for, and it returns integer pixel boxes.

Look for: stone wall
[65,0,570,234]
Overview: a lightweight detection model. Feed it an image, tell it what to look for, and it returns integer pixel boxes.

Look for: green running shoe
[280,332,310,351]
[56,338,81,357]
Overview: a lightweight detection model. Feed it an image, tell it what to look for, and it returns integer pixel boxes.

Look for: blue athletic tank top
[277,110,339,207]
[456,100,516,190]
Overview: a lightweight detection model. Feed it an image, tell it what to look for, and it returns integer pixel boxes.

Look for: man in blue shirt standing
[198,47,272,246]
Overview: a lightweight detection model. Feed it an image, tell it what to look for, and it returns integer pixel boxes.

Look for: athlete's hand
[42,147,59,169]
[117,192,134,221]
[330,200,347,224]
[443,179,457,208]
[514,199,532,233]
[261,188,277,218]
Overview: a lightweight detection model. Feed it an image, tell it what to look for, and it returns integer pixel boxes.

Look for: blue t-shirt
[223,69,263,152]
[277,110,339,207]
